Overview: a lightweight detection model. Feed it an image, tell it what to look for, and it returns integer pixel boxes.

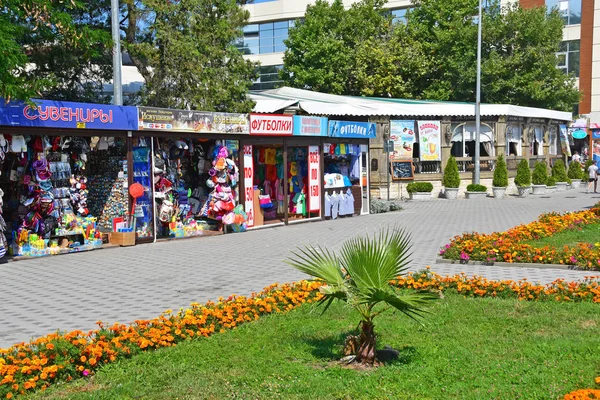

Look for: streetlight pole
[111,0,123,106]
[473,0,482,184]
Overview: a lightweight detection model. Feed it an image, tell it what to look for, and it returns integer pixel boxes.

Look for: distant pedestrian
[572,151,581,164]
[587,160,598,193]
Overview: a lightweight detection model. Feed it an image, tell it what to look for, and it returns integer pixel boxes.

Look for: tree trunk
[355,320,377,365]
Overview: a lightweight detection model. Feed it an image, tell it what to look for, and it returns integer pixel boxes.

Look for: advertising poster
[417,120,441,161]
[249,114,293,135]
[213,112,249,134]
[389,120,416,160]
[308,145,320,212]
[328,120,376,139]
[293,116,328,136]
[243,145,254,227]
[559,124,571,157]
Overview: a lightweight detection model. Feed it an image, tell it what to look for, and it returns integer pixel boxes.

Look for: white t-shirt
[572,154,581,163]
[330,193,340,219]
[588,164,598,179]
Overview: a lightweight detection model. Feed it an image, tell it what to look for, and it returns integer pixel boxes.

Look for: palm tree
[286,226,438,365]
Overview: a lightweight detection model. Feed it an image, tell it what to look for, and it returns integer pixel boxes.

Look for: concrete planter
[555,182,568,191]
[492,186,507,199]
[570,179,582,189]
[517,186,531,197]
[444,187,459,200]
[409,192,432,201]
[546,185,557,193]
[531,184,546,195]
[465,191,487,199]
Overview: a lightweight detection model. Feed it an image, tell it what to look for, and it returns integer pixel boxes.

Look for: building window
[391,8,409,24]
[506,124,523,156]
[450,122,495,158]
[556,40,580,77]
[251,65,283,91]
[546,0,581,25]
[237,20,295,55]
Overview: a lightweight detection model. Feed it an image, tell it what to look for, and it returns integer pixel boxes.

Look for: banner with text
[243,145,254,227]
[138,107,248,133]
[308,145,321,212]
[328,120,376,139]
[249,114,293,135]
[559,124,571,157]
[0,99,138,130]
[417,120,441,161]
[293,116,328,137]
[389,120,416,160]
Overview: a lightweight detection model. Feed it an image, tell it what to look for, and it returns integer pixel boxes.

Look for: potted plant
[465,183,488,199]
[567,160,584,188]
[406,182,434,201]
[551,159,570,191]
[492,153,508,199]
[531,161,548,195]
[442,156,460,200]
[514,159,532,197]
[546,176,557,193]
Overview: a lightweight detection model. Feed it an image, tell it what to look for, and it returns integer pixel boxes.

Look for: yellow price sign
[76,122,86,129]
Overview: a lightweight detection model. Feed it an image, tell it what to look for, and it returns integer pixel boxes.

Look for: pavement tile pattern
[1,190,599,348]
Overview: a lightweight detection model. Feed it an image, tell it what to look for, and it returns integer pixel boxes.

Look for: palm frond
[316,284,348,314]
[285,245,345,286]
[358,287,438,323]
[338,225,413,290]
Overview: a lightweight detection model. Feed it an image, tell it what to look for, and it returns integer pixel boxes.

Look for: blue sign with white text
[0,99,139,131]
[592,130,600,140]
[293,116,328,136]
[328,120,376,139]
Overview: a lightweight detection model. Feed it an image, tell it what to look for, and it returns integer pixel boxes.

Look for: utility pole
[474,0,483,184]
[111,0,123,106]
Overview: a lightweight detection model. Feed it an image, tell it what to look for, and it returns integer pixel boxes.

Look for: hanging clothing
[350,155,360,179]
[264,148,276,165]
[324,193,331,218]
[344,188,355,216]
[330,192,340,219]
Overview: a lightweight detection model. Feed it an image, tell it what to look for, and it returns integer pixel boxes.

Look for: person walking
[587,160,598,193]
[572,151,581,164]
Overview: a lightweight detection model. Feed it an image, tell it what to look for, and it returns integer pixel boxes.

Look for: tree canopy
[1,0,111,103]
[282,0,581,111]
[123,0,257,112]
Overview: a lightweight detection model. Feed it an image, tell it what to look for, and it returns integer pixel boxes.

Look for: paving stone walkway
[1,190,599,348]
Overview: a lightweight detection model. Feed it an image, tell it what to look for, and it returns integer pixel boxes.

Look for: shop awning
[250,87,573,121]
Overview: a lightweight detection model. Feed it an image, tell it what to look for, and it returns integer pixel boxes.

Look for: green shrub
[492,153,508,187]
[551,160,570,183]
[466,184,487,192]
[406,182,433,193]
[584,159,594,172]
[514,159,531,187]
[567,161,584,180]
[546,176,556,186]
[531,161,548,185]
[443,156,461,188]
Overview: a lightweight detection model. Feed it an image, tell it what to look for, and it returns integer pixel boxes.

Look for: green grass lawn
[32,293,600,400]
[523,222,600,249]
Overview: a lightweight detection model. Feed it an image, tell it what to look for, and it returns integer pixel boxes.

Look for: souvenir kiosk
[0,99,138,258]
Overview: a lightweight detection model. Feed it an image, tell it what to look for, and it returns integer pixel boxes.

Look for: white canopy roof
[250,87,572,122]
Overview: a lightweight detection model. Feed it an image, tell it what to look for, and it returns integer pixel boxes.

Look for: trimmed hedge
[492,153,508,187]
[532,161,548,185]
[406,182,433,193]
[514,159,531,187]
[466,184,487,192]
[443,156,461,188]
[568,161,584,180]
[546,176,556,186]
[551,160,571,184]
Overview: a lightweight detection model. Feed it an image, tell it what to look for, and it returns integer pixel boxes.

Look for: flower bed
[1,272,599,399]
[439,206,600,270]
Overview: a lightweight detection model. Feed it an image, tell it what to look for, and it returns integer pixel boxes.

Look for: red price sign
[308,146,320,212]
[243,145,254,227]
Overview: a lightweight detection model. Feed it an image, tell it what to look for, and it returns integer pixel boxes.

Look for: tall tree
[282,0,580,111]
[281,0,391,95]
[1,0,110,103]
[406,0,580,111]
[123,0,257,112]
